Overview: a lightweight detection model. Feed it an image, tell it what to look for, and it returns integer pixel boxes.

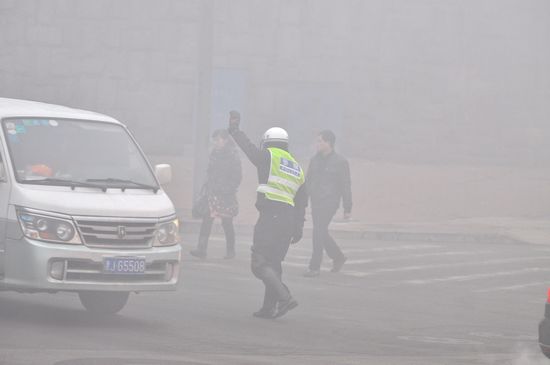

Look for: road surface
[1,234,548,364]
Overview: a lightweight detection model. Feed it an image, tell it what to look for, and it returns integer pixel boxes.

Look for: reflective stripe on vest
[256,147,305,206]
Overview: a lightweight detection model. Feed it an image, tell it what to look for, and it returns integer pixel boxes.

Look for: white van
[0,98,181,314]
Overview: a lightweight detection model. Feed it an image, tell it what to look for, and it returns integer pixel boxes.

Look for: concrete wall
[2,0,549,164]
[0,0,200,155]
[1,0,549,222]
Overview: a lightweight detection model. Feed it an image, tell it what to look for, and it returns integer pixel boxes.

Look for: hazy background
[1,0,549,223]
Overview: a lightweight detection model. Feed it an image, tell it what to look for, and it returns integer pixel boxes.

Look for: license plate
[103,257,146,274]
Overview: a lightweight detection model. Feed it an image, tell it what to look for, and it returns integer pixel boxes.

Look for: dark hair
[319,129,336,147]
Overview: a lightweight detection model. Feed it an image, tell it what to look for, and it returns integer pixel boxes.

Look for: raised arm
[228,111,264,167]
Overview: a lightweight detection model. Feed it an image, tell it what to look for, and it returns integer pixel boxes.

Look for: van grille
[75,218,158,249]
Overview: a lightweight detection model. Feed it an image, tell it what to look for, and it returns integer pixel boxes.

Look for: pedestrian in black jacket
[304,130,351,277]
[191,129,242,259]
[228,111,307,319]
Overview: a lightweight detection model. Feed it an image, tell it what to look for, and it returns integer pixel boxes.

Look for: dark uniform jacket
[228,127,308,234]
[306,151,352,213]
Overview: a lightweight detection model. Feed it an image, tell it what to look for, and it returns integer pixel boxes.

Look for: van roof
[0,98,120,124]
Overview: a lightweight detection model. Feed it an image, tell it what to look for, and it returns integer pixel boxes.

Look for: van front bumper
[1,237,181,292]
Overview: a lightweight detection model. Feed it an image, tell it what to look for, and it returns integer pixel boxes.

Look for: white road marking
[412,250,494,258]
[285,250,490,265]
[397,335,484,346]
[339,249,378,254]
[290,244,442,254]
[340,270,370,278]
[404,267,550,285]
[475,281,549,293]
[285,255,550,280]
[285,256,374,265]
[370,244,442,252]
[468,332,537,341]
[365,256,550,273]
[283,261,329,269]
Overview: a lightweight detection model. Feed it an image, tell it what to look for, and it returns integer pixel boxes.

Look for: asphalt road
[1,233,549,365]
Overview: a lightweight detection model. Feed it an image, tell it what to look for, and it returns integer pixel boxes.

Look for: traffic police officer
[228,111,307,319]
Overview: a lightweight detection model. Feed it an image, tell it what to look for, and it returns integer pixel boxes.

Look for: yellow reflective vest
[257,147,305,206]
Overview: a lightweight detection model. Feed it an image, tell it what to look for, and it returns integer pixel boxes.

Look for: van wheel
[78,291,129,315]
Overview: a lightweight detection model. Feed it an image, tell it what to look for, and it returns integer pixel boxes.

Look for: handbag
[192,184,210,219]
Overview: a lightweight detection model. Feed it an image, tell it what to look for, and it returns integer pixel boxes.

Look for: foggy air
[0,1,549,364]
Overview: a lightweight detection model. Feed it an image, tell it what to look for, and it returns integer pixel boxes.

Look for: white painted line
[340,270,370,278]
[405,267,550,285]
[286,250,470,264]
[284,252,539,279]
[283,262,331,270]
[469,331,537,341]
[283,262,307,268]
[285,256,374,266]
[397,335,484,346]
[340,249,378,254]
[368,256,550,273]
[412,250,494,258]
[290,244,442,254]
[370,244,442,252]
[341,259,374,265]
[339,256,550,279]
[475,281,548,293]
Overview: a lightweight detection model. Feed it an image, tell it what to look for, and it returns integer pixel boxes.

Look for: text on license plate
[103,257,146,274]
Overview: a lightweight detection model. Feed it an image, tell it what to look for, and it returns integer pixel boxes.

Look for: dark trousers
[197,216,235,253]
[308,204,345,271]
[251,209,294,310]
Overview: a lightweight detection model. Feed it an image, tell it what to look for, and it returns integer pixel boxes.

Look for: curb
[180,220,527,245]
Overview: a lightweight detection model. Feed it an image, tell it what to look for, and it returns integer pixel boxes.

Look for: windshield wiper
[21,178,108,192]
[86,178,159,193]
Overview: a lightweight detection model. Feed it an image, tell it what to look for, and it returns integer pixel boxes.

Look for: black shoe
[273,297,298,319]
[253,307,275,319]
[331,256,347,273]
[190,249,206,259]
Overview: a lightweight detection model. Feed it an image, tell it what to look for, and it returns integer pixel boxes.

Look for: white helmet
[262,127,289,144]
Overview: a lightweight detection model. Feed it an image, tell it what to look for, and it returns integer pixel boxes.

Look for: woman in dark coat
[191,129,242,259]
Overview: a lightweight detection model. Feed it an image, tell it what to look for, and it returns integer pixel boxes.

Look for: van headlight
[17,210,82,244]
[154,218,179,246]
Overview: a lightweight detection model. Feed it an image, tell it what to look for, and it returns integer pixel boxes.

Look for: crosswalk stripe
[404,267,550,285]
[475,282,548,293]
[370,244,442,252]
[362,256,550,273]
[412,250,494,258]
[284,250,498,266]
[290,244,442,254]
[320,256,550,279]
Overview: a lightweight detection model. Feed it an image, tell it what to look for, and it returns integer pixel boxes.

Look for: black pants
[308,205,345,271]
[251,208,294,310]
[197,216,235,253]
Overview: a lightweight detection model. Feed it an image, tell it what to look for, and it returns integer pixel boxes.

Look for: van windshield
[2,118,158,189]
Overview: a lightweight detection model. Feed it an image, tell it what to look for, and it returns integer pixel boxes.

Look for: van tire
[78,291,129,315]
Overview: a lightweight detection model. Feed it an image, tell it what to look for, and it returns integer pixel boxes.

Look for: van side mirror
[155,164,172,185]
